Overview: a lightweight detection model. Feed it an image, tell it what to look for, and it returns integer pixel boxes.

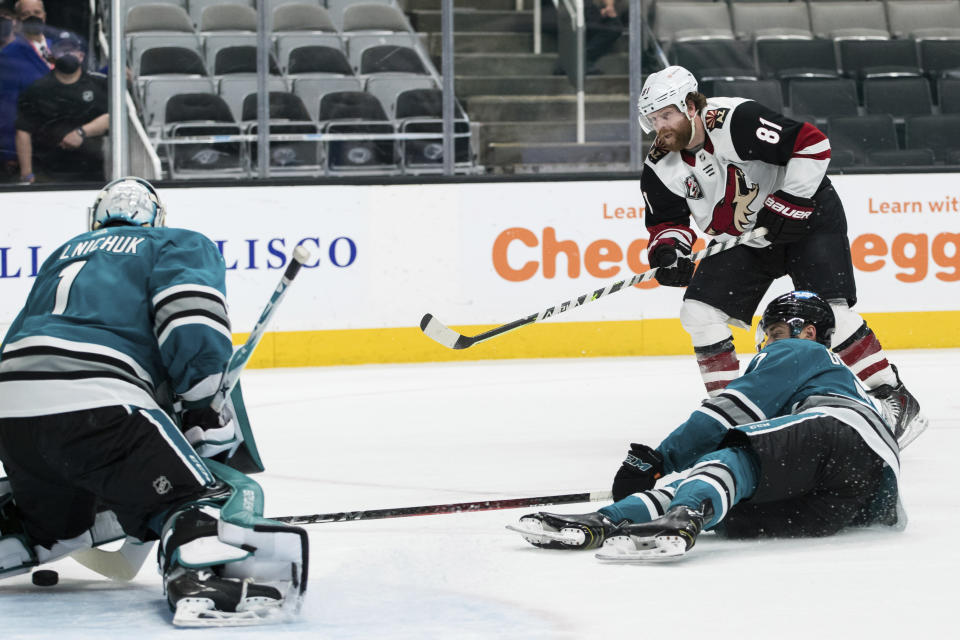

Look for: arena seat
[905,114,960,163]
[163,93,243,178]
[827,115,899,165]
[317,90,397,173]
[730,2,812,40]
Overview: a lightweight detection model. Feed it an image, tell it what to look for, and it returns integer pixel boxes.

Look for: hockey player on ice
[510,291,903,562]
[0,177,308,625]
[637,65,926,448]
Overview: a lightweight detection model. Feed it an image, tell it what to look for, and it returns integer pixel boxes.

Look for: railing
[94,0,161,180]
[98,0,468,180]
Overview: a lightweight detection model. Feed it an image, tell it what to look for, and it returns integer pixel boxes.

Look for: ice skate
[166,566,296,627]
[507,512,624,550]
[870,365,928,449]
[595,505,706,563]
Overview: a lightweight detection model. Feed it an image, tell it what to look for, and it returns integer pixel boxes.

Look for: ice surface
[1,350,957,639]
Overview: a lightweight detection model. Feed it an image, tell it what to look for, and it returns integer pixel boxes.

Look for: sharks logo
[707,165,759,236]
[704,108,730,131]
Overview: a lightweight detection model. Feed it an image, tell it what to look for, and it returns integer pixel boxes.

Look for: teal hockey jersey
[656,338,900,483]
[0,226,232,418]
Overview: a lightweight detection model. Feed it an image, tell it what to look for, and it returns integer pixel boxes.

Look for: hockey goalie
[0,177,307,625]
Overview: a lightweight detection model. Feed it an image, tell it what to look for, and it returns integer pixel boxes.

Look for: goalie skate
[168,568,302,628]
[507,512,623,550]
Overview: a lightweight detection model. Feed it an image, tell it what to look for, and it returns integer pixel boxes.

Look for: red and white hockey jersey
[641,97,832,248]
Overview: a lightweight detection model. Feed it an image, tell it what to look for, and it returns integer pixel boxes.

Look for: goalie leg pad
[159,461,308,627]
[2,479,129,579]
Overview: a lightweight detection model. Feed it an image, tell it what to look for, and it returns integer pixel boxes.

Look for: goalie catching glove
[612,443,664,501]
[647,223,695,287]
[755,190,814,244]
[180,404,238,460]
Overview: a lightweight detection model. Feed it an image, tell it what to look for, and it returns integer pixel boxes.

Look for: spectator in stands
[1,8,15,49]
[552,0,625,77]
[0,0,69,180]
[585,0,624,75]
[15,33,107,183]
[0,7,17,179]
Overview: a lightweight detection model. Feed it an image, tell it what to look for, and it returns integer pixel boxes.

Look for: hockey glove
[611,443,664,502]
[755,190,815,244]
[180,405,239,460]
[647,224,695,287]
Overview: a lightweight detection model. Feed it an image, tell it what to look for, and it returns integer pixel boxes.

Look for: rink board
[0,175,957,366]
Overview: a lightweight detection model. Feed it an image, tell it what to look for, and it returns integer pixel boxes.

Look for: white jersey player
[636,66,926,448]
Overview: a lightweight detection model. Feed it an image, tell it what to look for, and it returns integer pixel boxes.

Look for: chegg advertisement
[464,175,959,321]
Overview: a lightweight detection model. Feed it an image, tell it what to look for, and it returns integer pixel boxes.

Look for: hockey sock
[832,322,897,389]
[694,338,740,397]
[670,447,758,529]
[599,482,679,524]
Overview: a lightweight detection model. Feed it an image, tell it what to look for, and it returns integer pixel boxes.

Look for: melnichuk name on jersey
[58,236,144,260]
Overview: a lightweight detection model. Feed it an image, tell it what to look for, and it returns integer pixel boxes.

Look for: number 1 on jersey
[53,260,87,315]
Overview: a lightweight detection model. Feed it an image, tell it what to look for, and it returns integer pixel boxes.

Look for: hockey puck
[31,569,59,587]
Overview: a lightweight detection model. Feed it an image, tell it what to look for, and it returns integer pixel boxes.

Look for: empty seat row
[712,75,960,117]
[133,37,428,79]
[122,1,411,35]
[672,38,960,89]
[823,114,960,167]
[156,86,470,178]
[141,74,444,125]
[655,0,960,44]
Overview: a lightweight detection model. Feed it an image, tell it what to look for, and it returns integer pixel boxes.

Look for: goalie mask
[638,65,698,134]
[88,177,166,231]
[757,290,836,350]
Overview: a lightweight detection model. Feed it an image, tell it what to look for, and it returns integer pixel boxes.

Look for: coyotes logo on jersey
[704,108,730,131]
[707,165,759,236]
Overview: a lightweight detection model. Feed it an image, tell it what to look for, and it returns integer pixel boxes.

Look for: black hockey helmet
[757,290,835,349]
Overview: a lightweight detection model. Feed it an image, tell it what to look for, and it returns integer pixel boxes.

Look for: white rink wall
[0,175,958,362]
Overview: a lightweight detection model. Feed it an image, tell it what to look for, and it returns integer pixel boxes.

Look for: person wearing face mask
[14,33,107,183]
[0,0,74,180]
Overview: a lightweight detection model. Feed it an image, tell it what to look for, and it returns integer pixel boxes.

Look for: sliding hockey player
[509,291,903,561]
[0,177,308,625]
[637,65,926,448]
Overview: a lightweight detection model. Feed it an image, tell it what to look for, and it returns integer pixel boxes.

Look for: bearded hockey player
[0,177,308,626]
[509,291,903,562]
[637,65,926,448]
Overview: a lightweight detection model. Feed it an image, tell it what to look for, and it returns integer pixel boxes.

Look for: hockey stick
[270,490,614,525]
[210,245,311,412]
[421,227,768,350]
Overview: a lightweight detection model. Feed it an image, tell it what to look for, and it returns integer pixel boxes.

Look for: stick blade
[420,313,471,349]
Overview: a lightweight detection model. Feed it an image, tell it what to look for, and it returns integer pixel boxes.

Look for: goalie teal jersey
[0,226,232,418]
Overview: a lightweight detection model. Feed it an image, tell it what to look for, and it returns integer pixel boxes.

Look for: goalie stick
[72,246,311,582]
[421,227,769,350]
[271,490,613,525]
[211,244,311,412]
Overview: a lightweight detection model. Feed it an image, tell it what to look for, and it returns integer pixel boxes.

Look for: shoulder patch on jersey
[705,108,730,132]
[647,142,669,164]
[684,175,704,200]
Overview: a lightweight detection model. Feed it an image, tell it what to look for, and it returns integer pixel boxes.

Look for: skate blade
[897,414,929,450]
[594,535,688,564]
[505,523,576,546]
[172,596,293,627]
